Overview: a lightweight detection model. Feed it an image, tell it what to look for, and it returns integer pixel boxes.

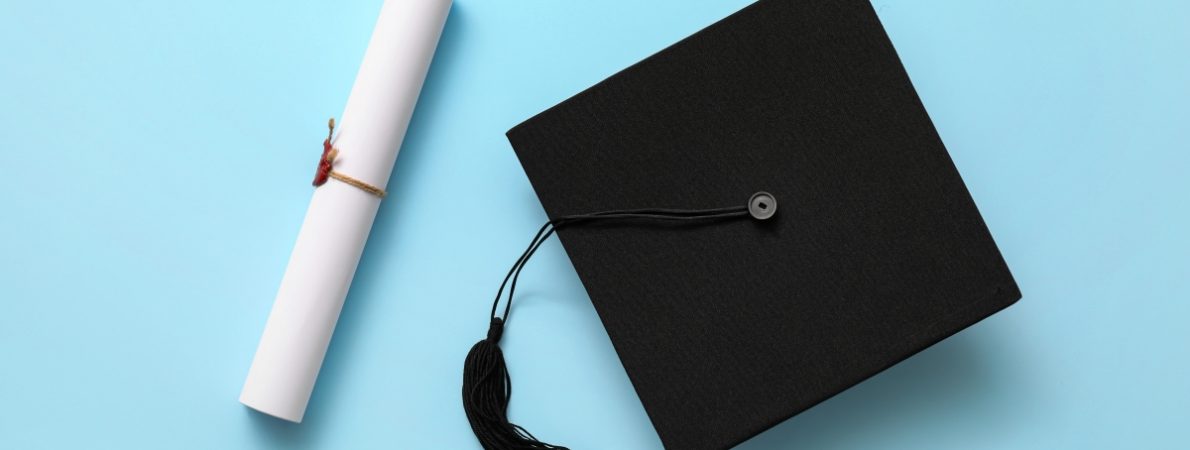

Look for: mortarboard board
[462,0,1021,449]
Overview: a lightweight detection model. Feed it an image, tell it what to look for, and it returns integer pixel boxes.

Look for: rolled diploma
[240,0,451,423]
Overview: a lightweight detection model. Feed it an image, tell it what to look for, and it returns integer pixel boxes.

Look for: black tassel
[463,318,569,450]
[462,200,763,448]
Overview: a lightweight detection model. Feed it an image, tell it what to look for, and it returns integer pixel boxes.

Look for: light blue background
[1,0,1187,448]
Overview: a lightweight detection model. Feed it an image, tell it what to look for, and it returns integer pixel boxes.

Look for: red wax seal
[313,137,334,186]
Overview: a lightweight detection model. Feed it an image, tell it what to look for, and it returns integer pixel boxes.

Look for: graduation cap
[462,0,1021,449]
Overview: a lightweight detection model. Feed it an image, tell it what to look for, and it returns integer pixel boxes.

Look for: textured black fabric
[506,0,1020,448]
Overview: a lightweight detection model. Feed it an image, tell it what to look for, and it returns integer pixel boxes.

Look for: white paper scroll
[240,0,452,423]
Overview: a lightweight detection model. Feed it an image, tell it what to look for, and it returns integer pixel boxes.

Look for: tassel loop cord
[465,200,760,450]
[490,205,750,325]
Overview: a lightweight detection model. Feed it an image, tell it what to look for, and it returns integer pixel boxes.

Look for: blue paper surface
[0,1,1187,448]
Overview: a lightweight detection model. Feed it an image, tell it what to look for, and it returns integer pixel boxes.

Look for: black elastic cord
[464,195,770,450]
[490,205,749,326]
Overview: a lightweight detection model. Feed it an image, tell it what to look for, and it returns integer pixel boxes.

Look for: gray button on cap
[748,192,777,220]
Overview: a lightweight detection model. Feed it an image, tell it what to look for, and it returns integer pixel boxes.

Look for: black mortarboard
[462,0,1021,449]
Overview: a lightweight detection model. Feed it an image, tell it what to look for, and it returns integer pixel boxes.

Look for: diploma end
[240,393,305,423]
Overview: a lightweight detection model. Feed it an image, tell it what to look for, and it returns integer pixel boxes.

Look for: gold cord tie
[313,118,386,198]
